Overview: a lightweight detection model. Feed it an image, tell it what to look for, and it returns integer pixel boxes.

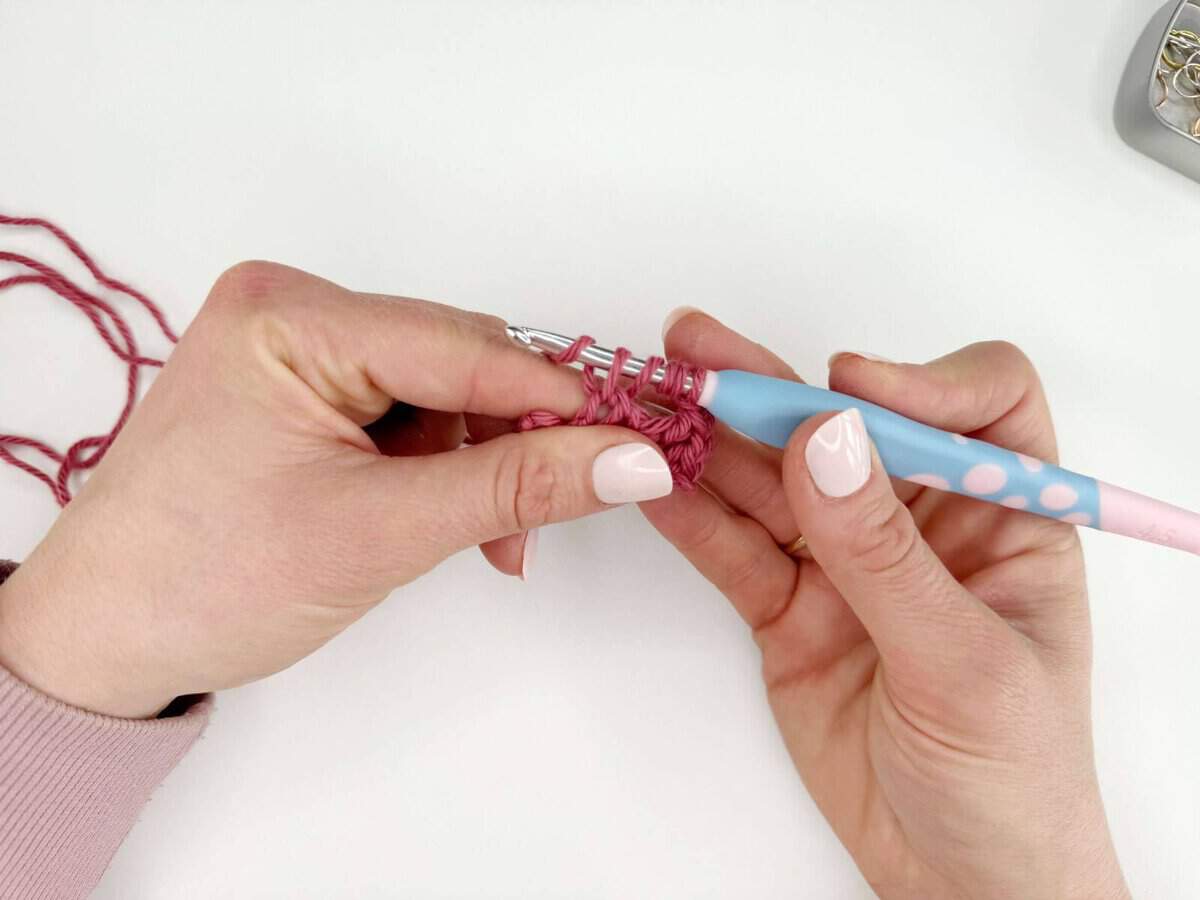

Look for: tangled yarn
[516,336,715,490]
[0,214,177,505]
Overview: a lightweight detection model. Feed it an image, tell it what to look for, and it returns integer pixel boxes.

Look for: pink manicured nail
[520,529,538,581]
[828,350,893,367]
[593,443,673,504]
[806,408,872,498]
[662,305,704,340]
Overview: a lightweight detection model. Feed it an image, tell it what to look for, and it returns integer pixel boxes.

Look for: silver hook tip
[505,325,532,347]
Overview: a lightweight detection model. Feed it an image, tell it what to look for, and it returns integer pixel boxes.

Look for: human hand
[0,262,674,718]
[642,312,1130,900]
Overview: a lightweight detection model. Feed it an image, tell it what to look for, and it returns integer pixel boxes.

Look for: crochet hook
[506,326,1200,556]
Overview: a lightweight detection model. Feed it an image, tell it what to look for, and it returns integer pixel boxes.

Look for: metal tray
[1116,1,1200,182]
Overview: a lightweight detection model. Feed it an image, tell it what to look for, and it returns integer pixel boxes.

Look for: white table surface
[2,1,1198,897]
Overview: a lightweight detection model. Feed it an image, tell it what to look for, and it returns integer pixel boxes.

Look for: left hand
[0,262,673,718]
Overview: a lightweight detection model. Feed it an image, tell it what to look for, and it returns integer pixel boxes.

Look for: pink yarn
[517,336,715,490]
[0,214,177,505]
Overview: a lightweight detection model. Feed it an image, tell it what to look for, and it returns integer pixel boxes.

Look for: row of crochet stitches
[517,336,715,490]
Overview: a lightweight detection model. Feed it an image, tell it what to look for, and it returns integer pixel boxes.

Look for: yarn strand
[1,222,713,503]
[516,335,715,490]
[0,215,177,505]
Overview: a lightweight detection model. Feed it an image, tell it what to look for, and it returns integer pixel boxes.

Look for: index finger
[828,341,1059,463]
[205,261,588,423]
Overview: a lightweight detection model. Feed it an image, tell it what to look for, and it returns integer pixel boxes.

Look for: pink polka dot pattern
[1000,495,1028,509]
[963,463,1007,495]
[1060,512,1091,525]
[906,473,951,490]
[1040,483,1078,510]
[1016,453,1044,473]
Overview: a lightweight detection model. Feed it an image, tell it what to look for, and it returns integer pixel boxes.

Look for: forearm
[0,562,212,898]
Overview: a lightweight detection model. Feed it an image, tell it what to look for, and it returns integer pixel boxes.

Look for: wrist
[0,557,177,719]
[1057,794,1131,900]
[1063,854,1130,900]
[953,786,1129,900]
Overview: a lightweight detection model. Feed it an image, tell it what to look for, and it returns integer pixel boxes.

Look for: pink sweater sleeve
[0,561,213,898]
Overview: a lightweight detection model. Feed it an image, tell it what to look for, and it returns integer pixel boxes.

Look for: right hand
[642,311,1130,899]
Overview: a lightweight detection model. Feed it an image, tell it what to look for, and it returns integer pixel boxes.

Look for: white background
[2,1,1199,897]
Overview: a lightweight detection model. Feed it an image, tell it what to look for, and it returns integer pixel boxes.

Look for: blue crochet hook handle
[507,327,1200,556]
[703,370,1198,555]
[706,369,1096,518]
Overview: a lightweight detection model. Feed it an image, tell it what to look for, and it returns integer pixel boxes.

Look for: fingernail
[520,529,538,582]
[662,305,704,340]
[806,408,872,498]
[828,351,893,367]
[593,443,673,504]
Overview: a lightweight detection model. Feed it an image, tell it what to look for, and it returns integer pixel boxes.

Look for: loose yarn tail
[516,335,715,490]
[0,214,177,505]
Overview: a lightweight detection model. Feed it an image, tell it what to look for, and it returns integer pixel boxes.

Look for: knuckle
[674,510,722,557]
[496,447,573,531]
[983,338,1030,364]
[721,541,777,598]
[735,462,787,519]
[209,260,292,305]
[463,326,515,410]
[978,340,1038,381]
[919,373,960,413]
[842,495,922,579]
[202,263,326,360]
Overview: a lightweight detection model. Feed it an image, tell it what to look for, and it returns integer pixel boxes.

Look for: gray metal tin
[1116,1,1200,183]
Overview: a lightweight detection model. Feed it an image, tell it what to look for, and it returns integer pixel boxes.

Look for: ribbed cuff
[0,561,213,898]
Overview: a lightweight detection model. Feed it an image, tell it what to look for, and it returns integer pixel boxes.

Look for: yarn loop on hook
[517,335,715,490]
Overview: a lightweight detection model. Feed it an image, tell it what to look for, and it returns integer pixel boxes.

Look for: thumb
[378,426,674,555]
[782,408,1009,690]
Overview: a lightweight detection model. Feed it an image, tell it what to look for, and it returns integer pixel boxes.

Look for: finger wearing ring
[780,534,809,558]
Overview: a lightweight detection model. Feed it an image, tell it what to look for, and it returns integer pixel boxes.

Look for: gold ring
[1163,30,1200,69]
[780,534,808,558]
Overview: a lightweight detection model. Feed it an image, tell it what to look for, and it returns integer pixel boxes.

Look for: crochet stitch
[516,336,715,490]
